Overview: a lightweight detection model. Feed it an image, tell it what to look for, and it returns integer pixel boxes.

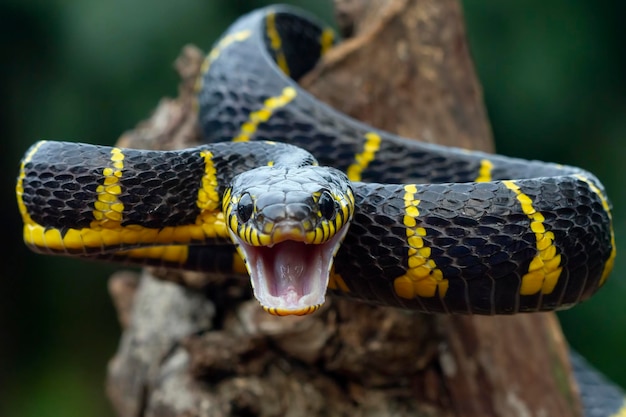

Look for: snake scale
[15,5,623,415]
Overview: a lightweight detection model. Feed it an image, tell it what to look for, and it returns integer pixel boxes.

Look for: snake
[15,5,622,414]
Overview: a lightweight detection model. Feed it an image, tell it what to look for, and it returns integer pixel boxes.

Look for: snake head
[223,165,354,315]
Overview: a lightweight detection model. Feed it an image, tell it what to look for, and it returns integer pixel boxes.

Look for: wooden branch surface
[106,0,583,416]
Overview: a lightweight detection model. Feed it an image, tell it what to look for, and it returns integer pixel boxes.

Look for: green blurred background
[1,0,624,415]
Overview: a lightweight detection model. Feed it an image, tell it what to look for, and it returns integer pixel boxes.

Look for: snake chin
[233,226,349,315]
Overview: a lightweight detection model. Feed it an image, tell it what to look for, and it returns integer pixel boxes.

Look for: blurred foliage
[1,0,624,415]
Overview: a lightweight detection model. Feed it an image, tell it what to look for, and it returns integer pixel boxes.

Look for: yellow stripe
[393,184,448,299]
[197,150,220,211]
[502,180,562,295]
[320,27,335,55]
[232,253,247,274]
[194,30,252,95]
[23,214,228,253]
[346,132,381,181]
[90,147,125,229]
[16,141,47,226]
[575,174,616,286]
[117,245,189,264]
[328,268,350,293]
[232,86,297,142]
[265,12,290,75]
[475,159,493,182]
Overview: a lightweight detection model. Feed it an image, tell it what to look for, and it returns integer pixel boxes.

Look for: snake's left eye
[237,193,254,223]
[318,191,336,220]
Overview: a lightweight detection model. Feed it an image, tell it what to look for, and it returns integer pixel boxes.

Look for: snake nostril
[237,193,254,223]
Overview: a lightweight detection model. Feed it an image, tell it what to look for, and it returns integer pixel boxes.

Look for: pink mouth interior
[233,228,348,314]
[254,241,319,303]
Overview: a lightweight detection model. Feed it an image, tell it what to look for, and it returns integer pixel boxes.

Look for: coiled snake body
[17,5,615,315]
[15,5,622,414]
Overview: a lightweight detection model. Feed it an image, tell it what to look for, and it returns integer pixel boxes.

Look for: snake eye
[237,193,254,223]
[318,191,336,220]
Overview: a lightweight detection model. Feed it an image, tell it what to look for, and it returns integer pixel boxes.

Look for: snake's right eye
[237,193,254,222]
[318,190,336,221]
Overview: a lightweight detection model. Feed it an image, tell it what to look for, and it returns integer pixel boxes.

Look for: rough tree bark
[106,0,584,416]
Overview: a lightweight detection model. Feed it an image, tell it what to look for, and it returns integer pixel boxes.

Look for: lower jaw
[262,304,323,316]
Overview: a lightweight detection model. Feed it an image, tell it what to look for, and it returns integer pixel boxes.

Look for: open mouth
[232,226,349,315]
